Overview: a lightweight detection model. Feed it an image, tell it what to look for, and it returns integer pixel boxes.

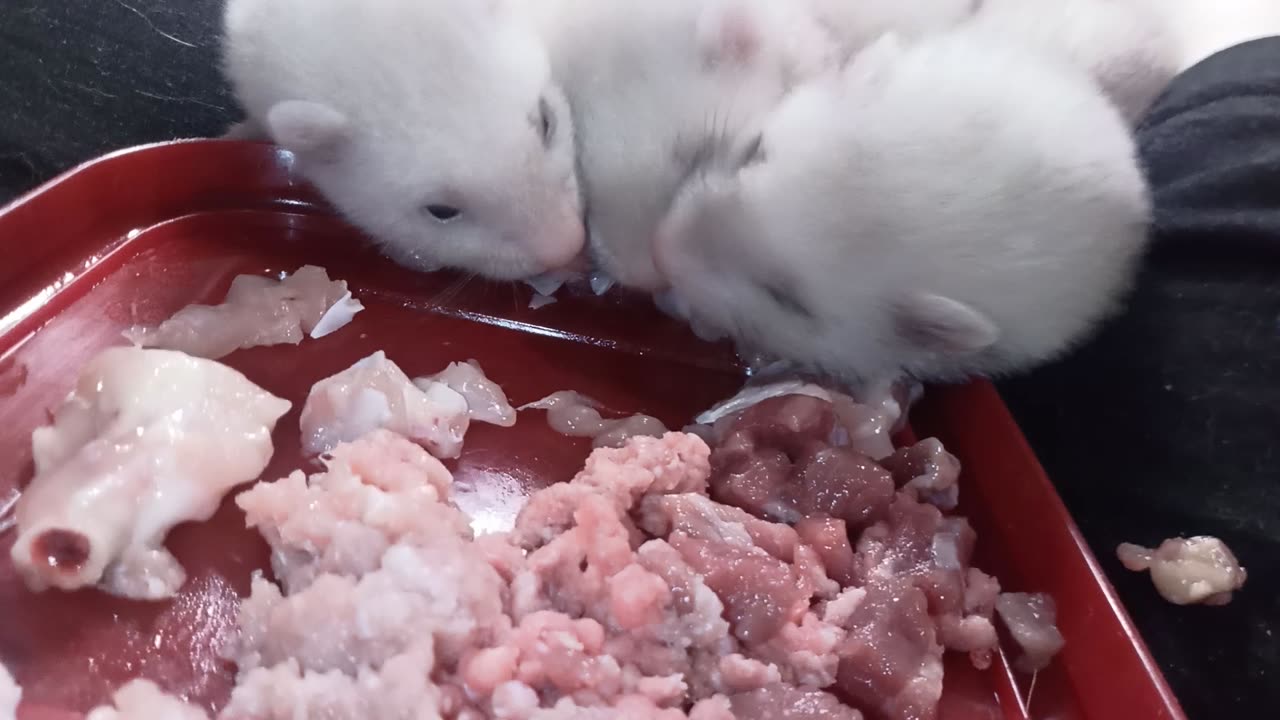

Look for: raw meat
[694,380,833,427]
[299,351,470,458]
[726,685,862,720]
[833,579,943,720]
[1117,536,1247,606]
[878,439,961,510]
[0,660,19,720]
[521,391,668,448]
[227,431,506,719]
[708,395,896,528]
[86,679,209,720]
[416,360,517,427]
[994,593,1066,672]
[124,265,361,359]
[690,379,914,460]
[10,347,290,600]
[90,373,1053,718]
[236,428,464,591]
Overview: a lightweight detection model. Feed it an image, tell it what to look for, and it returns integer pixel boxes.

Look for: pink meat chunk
[835,580,944,720]
[878,438,961,510]
[795,518,859,587]
[710,396,895,528]
[994,592,1065,673]
[853,493,999,661]
[636,494,801,563]
[791,447,895,528]
[124,265,357,359]
[669,531,810,645]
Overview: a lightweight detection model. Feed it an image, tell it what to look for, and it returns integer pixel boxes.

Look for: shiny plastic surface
[0,140,1186,720]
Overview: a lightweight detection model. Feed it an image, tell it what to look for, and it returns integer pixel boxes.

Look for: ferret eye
[537,96,556,147]
[424,204,461,223]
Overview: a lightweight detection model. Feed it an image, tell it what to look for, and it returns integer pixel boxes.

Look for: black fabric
[0,2,229,202]
[0,3,1275,718]
[999,37,1280,720]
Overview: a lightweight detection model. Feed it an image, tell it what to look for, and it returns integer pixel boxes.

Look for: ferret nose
[526,206,587,270]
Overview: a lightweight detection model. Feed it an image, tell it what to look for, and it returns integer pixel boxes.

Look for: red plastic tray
[0,140,1186,720]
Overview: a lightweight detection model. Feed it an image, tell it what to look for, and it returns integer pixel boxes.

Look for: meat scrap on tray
[7,368,1064,720]
[123,265,363,359]
[9,347,291,601]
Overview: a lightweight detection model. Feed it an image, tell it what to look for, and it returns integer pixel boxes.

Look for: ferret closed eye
[757,279,812,320]
[536,97,557,146]
[424,204,462,223]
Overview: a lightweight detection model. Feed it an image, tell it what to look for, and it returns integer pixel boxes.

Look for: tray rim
[0,139,1190,720]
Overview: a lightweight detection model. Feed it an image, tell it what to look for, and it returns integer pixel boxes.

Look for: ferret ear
[891,292,999,355]
[696,0,767,69]
[265,100,350,157]
[841,32,904,88]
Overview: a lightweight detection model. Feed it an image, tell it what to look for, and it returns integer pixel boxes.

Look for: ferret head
[655,32,1152,384]
[224,0,584,280]
[553,0,836,290]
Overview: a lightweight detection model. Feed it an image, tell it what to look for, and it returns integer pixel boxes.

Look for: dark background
[1,2,1275,718]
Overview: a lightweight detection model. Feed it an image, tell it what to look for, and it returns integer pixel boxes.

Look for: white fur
[963,0,1180,123]
[222,0,584,280]
[655,31,1152,385]
[803,0,977,59]
[532,0,838,290]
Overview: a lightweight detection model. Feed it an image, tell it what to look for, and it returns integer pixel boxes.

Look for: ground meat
[1117,536,1247,606]
[99,382,1057,720]
[704,394,1019,719]
[235,428,468,592]
[727,684,863,719]
[87,679,209,720]
[512,433,709,550]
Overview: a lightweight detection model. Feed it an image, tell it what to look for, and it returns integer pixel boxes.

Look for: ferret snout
[523,201,588,271]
